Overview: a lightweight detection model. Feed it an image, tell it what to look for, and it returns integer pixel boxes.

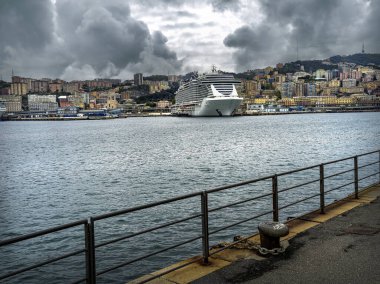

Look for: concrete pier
[131,184,380,284]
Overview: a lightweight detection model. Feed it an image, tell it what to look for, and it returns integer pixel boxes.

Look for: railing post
[272,175,279,222]
[319,164,325,214]
[354,156,359,199]
[87,218,96,284]
[84,223,92,284]
[201,192,209,264]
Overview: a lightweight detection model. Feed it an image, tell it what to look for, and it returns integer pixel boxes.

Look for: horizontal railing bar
[325,181,355,194]
[0,220,87,247]
[96,235,202,276]
[358,171,380,182]
[95,213,202,248]
[278,193,320,211]
[93,192,202,221]
[206,175,274,194]
[276,165,319,177]
[278,178,320,193]
[357,150,380,158]
[209,231,259,257]
[208,192,272,213]
[357,160,379,169]
[322,150,378,166]
[323,156,354,165]
[208,210,273,236]
[324,168,354,179]
[137,256,204,284]
[0,248,86,281]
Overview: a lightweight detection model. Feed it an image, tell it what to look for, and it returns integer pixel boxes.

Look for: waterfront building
[10,82,28,95]
[278,98,296,106]
[304,83,317,97]
[157,100,171,109]
[295,82,304,97]
[315,69,327,79]
[242,80,260,99]
[12,76,33,92]
[144,80,169,94]
[28,94,58,111]
[342,79,357,88]
[168,75,179,83]
[281,82,294,98]
[339,86,364,94]
[0,95,22,112]
[328,79,341,88]
[63,82,81,94]
[321,87,339,96]
[49,83,63,93]
[31,80,49,93]
[275,74,286,84]
[134,73,143,86]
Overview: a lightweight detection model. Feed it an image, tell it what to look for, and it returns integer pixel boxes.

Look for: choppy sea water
[0,113,379,283]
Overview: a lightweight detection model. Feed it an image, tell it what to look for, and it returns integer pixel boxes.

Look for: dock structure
[133,183,380,284]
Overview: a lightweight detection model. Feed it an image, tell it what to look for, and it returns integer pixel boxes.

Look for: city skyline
[0,0,379,81]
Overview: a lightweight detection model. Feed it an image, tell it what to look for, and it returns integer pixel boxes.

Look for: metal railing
[0,150,379,283]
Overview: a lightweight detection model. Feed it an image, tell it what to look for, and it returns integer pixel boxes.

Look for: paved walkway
[192,195,380,284]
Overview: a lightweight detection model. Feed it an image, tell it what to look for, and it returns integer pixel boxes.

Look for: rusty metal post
[201,192,209,264]
[354,156,359,199]
[272,175,279,222]
[319,164,325,214]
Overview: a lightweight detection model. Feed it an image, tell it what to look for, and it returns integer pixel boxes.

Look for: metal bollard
[258,221,289,250]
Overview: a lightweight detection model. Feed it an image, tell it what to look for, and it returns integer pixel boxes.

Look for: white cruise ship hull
[194,97,242,116]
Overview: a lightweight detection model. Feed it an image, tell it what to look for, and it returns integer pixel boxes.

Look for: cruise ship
[171,68,243,116]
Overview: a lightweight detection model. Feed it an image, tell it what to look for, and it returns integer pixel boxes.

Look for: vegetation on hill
[135,82,179,104]
[278,60,338,74]
[143,75,168,81]
[329,53,380,66]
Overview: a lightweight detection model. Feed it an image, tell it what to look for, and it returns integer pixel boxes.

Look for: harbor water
[0,112,379,283]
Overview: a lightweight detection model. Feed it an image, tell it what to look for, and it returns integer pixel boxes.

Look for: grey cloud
[0,0,182,80]
[211,0,241,12]
[0,0,54,51]
[224,0,380,70]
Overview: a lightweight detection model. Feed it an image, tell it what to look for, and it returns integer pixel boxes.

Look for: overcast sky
[0,0,379,81]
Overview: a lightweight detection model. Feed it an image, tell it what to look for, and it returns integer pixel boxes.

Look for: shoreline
[1,109,379,121]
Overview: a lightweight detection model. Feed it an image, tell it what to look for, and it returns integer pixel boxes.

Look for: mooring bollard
[258,221,289,250]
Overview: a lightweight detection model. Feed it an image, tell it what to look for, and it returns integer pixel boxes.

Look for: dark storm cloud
[0,0,57,77]
[0,0,182,80]
[0,0,53,50]
[224,0,380,70]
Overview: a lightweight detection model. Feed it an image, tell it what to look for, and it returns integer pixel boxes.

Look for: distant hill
[275,53,380,74]
[278,60,339,74]
[328,53,380,66]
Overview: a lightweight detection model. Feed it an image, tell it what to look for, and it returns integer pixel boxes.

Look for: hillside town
[1,55,380,119]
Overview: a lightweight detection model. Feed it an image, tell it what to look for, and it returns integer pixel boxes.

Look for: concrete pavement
[192,190,380,283]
